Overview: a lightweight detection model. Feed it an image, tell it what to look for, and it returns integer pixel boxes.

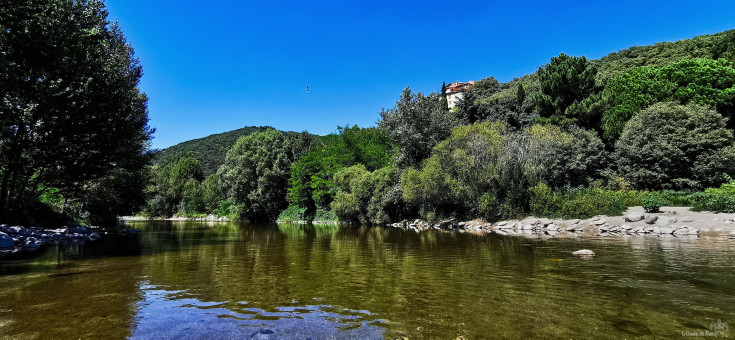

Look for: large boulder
[645,215,658,224]
[0,232,14,248]
[624,213,645,222]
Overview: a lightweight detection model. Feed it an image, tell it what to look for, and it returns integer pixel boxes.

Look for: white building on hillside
[445,80,475,109]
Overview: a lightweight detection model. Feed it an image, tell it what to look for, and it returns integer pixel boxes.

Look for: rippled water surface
[0,221,734,339]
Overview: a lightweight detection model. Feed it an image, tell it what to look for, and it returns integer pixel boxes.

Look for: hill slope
[153,126,272,176]
[473,29,735,113]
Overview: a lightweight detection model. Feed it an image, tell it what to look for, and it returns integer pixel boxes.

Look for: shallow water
[0,221,733,339]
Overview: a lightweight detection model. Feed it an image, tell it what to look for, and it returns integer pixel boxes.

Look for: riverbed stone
[644,215,658,224]
[572,249,595,256]
[624,213,645,222]
[660,227,675,234]
[594,220,606,226]
[0,232,13,248]
[655,216,675,225]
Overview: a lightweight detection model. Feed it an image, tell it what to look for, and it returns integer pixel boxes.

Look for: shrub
[688,192,735,213]
[277,205,308,223]
[560,189,627,219]
[642,196,667,213]
[616,102,735,191]
[529,183,562,217]
[688,180,735,213]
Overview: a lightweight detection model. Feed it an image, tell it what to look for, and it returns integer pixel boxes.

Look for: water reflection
[130,283,386,339]
[0,221,733,339]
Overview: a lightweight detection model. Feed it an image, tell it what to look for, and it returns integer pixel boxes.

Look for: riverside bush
[689,192,735,213]
[277,205,307,223]
[560,189,627,219]
[529,183,562,217]
[616,102,735,191]
[642,196,666,213]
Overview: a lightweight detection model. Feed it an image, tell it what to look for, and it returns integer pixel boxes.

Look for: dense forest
[3,0,735,227]
[143,29,735,224]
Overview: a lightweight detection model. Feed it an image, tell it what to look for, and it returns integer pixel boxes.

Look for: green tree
[0,0,152,223]
[615,102,735,190]
[287,126,393,220]
[378,87,458,168]
[454,77,501,124]
[602,58,735,141]
[536,53,599,128]
[218,129,309,222]
[145,155,203,217]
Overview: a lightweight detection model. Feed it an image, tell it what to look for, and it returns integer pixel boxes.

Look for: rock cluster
[389,215,735,239]
[0,224,136,257]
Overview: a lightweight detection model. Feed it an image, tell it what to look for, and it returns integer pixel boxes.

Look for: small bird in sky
[306,86,309,93]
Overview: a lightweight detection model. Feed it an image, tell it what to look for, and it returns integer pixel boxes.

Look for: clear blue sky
[105,0,735,149]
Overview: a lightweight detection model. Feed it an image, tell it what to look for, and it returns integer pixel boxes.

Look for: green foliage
[218,129,311,222]
[596,29,735,81]
[454,77,502,124]
[559,189,627,219]
[277,205,307,223]
[688,192,735,213]
[527,125,608,189]
[616,102,735,191]
[154,126,272,177]
[642,196,666,213]
[687,179,735,213]
[332,164,403,225]
[536,53,600,129]
[0,0,152,225]
[602,58,735,140]
[145,155,204,217]
[378,87,458,168]
[529,183,562,217]
[288,126,393,220]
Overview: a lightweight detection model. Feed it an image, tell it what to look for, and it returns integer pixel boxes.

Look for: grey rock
[681,217,694,223]
[571,219,581,225]
[645,215,658,224]
[624,213,645,222]
[594,220,606,226]
[655,216,675,225]
[0,232,13,248]
[660,227,675,234]
[572,249,595,256]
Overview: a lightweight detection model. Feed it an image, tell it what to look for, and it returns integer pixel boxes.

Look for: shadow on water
[0,220,733,339]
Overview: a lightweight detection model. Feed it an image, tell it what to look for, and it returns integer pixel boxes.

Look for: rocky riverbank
[388,206,735,240]
[0,224,139,257]
[119,215,230,222]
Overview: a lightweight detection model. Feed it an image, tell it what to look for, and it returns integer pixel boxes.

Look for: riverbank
[389,206,735,239]
[0,224,139,257]
[119,215,230,222]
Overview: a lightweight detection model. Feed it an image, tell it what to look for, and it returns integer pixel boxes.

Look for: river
[0,220,733,339]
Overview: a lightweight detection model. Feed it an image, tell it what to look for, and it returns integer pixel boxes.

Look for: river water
[0,221,733,339]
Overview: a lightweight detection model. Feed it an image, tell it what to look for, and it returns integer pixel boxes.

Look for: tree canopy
[0,0,152,224]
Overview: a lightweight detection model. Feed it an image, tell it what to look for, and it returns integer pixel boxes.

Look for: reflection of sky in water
[130,283,388,339]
